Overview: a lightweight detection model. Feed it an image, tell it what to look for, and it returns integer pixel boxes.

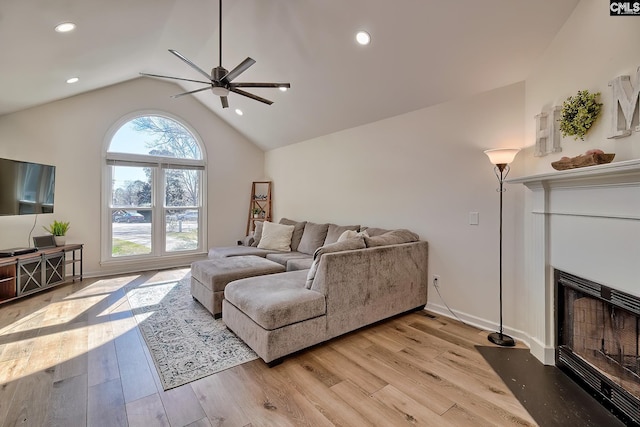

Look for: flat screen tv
[0,158,56,216]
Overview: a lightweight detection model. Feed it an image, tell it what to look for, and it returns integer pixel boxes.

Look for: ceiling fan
[140,0,290,108]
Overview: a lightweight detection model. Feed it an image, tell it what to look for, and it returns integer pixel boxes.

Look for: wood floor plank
[87,378,128,427]
[190,367,255,427]
[330,378,414,426]
[305,344,387,394]
[126,393,170,427]
[47,373,88,427]
[2,369,55,427]
[0,356,29,424]
[279,359,374,427]
[113,325,157,403]
[371,384,457,427]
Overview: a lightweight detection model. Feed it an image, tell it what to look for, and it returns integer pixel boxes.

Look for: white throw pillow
[337,229,369,242]
[257,221,295,252]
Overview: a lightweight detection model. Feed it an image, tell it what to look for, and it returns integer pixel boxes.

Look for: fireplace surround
[511,159,640,423]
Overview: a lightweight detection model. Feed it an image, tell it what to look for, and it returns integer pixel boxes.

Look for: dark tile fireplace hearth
[556,269,640,425]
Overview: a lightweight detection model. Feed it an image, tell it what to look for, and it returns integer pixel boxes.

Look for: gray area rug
[125,274,258,390]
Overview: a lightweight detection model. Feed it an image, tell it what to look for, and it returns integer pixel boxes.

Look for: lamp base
[488,332,515,347]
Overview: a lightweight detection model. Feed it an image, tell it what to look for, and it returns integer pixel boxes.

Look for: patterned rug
[125,274,258,390]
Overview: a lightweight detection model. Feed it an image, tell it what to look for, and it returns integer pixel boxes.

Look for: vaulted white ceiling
[0,0,579,150]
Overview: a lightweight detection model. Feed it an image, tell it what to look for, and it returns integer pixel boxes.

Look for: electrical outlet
[433,275,441,288]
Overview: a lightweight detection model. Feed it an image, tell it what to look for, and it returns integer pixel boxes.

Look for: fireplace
[556,269,640,424]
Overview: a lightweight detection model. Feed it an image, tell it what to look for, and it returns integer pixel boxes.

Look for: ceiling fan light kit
[140,0,290,109]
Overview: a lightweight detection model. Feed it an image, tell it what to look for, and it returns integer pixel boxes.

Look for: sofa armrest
[312,241,428,338]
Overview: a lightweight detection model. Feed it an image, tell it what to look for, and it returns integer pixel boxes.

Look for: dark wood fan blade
[170,86,211,98]
[222,57,256,82]
[169,49,212,81]
[139,72,211,85]
[229,87,273,105]
[221,96,229,108]
[230,82,290,89]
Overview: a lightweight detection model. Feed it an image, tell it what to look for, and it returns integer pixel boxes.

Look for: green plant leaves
[559,90,602,141]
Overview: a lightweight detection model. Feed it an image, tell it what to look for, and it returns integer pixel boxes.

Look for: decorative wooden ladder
[246,181,272,235]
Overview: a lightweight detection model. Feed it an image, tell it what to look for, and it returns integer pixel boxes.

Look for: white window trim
[101,110,208,266]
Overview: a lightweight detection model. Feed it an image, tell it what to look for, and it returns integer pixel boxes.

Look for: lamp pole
[483,148,519,347]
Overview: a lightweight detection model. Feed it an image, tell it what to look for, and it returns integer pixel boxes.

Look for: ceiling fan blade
[169,49,212,81]
[222,57,256,82]
[230,87,273,105]
[139,72,211,85]
[170,86,212,99]
[230,82,291,89]
[221,96,229,108]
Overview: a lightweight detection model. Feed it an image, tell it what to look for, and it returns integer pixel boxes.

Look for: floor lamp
[484,148,520,347]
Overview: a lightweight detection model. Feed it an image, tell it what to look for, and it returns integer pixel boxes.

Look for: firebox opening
[556,269,640,425]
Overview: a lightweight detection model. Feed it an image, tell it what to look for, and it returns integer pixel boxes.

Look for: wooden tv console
[0,243,83,304]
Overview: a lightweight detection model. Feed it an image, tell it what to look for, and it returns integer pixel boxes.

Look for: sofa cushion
[359,226,390,237]
[364,229,419,247]
[297,222,329,255]
[257,221,294,251]
[279,218,307,252]
[250,221,264,247]
[266,252,310,267]
[208,245,278,258]
[337,229,369,242]
[286,258,314,271]
[191,256,285,292]
[305,236,366,289]
[324,223,360,245]
[225,270,326,330]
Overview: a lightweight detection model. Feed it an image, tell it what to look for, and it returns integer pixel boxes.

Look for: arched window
[103,113,206,261]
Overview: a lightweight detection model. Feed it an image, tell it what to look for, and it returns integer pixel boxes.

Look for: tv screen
[0,158,55,216]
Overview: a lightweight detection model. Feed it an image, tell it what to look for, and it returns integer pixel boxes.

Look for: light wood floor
[0,268,537,427]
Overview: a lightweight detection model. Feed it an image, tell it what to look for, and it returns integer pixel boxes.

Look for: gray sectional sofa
[201,218,429,364]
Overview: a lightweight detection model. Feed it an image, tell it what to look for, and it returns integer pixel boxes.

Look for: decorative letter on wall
[534,106,562,157]
[608,67,640,139]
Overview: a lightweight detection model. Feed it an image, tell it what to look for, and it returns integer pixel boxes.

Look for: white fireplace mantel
[509,158,640,189]
[508,159,640,365]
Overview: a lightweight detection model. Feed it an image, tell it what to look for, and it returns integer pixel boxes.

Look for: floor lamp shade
[484,148,519,347]
[484,148,520,167]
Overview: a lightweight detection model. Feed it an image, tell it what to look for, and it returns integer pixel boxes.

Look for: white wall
[524,0,640,174]
[265,82,527,335]
[0,78,264,276]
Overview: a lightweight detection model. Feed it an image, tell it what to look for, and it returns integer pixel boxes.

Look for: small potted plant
[252,207,262,218]
[43,220,70,246]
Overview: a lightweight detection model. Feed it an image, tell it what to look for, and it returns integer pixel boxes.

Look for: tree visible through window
[105,114,205,260]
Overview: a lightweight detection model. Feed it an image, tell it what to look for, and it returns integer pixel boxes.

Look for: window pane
[112,210,152,257]
[166,209,198,252]
[111,166,152,208]
[165,169,200,207]
[110,116,202,159]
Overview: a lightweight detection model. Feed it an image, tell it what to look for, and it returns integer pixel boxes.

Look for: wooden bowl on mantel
[551,152,615,171]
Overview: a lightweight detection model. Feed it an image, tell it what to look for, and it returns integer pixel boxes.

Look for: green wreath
[559,90,602,141]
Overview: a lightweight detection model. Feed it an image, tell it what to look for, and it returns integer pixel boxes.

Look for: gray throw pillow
[305,236,366,289]
[324,223,360,245]
[364,229,419,247]
[250,221,264,247]
[297,222,329,255]
[279,218,307,252]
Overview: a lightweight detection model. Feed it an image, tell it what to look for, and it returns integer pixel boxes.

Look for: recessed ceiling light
[55,22,76,33]
[356,30,371,46]
[66,77,79,84]
[235,109,243,116]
